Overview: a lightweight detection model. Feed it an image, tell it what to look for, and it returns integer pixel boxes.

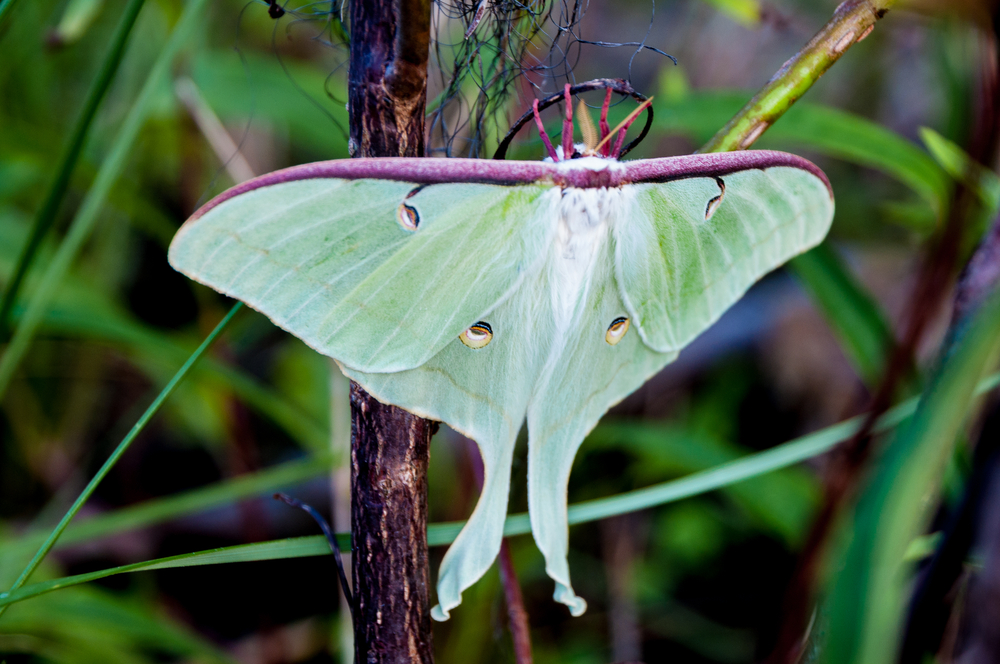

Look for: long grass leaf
[822,289,1000,664]
[0,0,211,400]
[5,371,997,610]
[0,303,241,619]
[0,0,146,334]
[0,535,332,608]
[3,452,330,561]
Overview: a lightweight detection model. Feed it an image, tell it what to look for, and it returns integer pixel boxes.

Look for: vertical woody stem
[347,0,434,660]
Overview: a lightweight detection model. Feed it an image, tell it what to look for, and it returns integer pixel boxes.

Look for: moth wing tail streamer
[341,273,555,620]
[616,161,835,353]
[168,177,558,373]
[526,236,679,617]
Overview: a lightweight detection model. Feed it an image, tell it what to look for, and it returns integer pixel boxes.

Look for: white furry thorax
[548,186,628,329]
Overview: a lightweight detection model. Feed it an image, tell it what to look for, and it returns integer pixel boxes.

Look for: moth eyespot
[605,317,629,345]
[397,203,420,231]
[460,322,493,349]
[705,178,726,220]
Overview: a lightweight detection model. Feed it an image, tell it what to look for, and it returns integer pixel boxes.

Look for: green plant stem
[0,0,147,336]
[0,0,210,402]
[0,303,242,620]
[700,0,894,153]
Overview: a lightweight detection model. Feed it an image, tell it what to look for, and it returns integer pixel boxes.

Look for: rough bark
[348,0,430,159]
[347,0,434,661]
[351,383,436,664]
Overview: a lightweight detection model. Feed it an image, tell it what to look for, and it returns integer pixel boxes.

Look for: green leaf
[920,126,1000,209]
[655,91,951,217]
[50,0,106,45]
[2,453,331,562]
[789,244,894,386]
[697,0,760,25]
[821,288,1000,664]
[0,587,236,663]
[583,421,818,544]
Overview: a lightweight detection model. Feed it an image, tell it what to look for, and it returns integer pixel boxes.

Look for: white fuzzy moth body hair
[548,186,627,333]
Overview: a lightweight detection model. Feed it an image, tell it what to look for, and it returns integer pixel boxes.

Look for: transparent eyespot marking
[705,178,726,220]
[460,322,493,349]
[397,203,420,231]
[605,317,629,345]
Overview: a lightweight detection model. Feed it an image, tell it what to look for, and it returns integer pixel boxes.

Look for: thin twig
[700,0,893,153]
[498,541,533,664]
[174,77,256,184]
[465,436,533,664]
[273,492,354,621]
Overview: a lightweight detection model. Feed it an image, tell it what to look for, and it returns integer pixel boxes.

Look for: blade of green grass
[0,0,146,335]
[789,245,894,386]
[0,535,333,608]
[5,370,997,611]
[920,126,1000,209]
[0,0,211,401]
[822,288,1000,664]
[3,451,331,561]
[51,0,107,45]
[0,303,241,620]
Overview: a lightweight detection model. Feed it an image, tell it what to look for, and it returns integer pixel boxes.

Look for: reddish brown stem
[499,541,533,664]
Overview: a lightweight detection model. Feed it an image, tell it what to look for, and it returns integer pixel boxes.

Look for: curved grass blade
[0,303,242,620]
[8,371,997,611]
[0,0,147,337]
[0,535,333,609]
[0,0,211,401]
[3,451,331,561]
[822,289,1000,664]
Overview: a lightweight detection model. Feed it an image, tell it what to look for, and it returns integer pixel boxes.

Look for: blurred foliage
[0,0,998,663]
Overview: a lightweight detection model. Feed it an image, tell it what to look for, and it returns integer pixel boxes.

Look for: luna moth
[167,82,834,621]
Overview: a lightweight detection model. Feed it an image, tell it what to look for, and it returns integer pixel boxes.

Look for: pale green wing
[341,261,557,621]
[168,179,558,372]
[615,166,834,352]
[526,230,677,616]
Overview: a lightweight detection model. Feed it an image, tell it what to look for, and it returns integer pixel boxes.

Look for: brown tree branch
[347,0,435,660]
